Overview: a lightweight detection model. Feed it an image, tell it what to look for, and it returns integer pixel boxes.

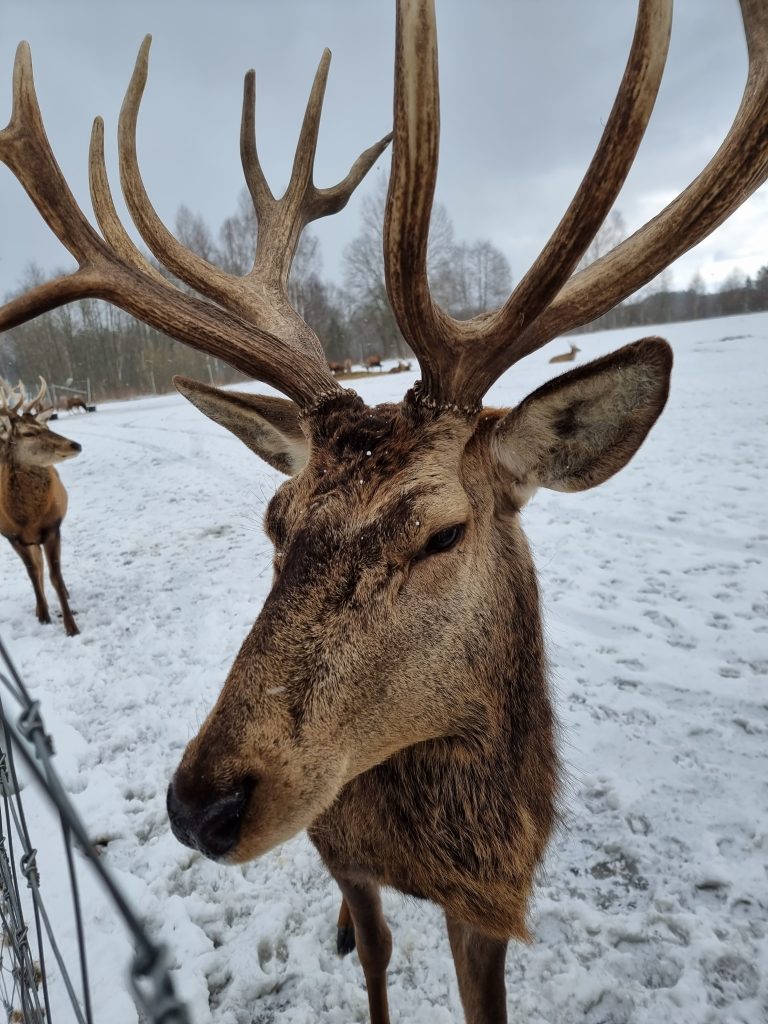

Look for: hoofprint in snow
[1,313,766,1024]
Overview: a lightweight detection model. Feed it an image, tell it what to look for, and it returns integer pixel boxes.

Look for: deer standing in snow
[548,342,581,364]
[61,395,88,413]
[1,0,767,1018]
[0,379,81,636]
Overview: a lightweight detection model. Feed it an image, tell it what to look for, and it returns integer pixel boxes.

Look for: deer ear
[491,338,672,504]
[173,376,308,476]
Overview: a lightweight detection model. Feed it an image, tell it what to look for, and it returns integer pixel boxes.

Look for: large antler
[386,0,768,411]
[0,38,391,411]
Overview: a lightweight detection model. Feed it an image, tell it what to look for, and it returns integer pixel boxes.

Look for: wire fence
[0,636,190,1024]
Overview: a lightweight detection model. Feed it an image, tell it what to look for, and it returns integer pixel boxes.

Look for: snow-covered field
[1,313,766,1024]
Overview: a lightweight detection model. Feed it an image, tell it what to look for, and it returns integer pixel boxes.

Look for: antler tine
[89,115,170,286]
[0,43,106,268]
[385,0,672,411]
[0,41,115,318]
[384,0,447,400]
[239,50,393,320]
[0,379,20,416]
[117,37,250,312]
[240,69,274,212]
[22,376,47,413]
[244,50,393,260]
[519,0,768,355]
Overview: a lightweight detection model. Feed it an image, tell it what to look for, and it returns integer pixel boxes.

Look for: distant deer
[389,359,412,373]
[328,359,355,376]
[1,0,766,1018]
[364,352,383,371]
[548,342,581,364]
[0,379,81,636]
[61,395,88,413]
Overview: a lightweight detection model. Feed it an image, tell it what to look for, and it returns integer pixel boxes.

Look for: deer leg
[42,526,79,636]
[336,896,356,955]
[9,538,50,624]
[446,915,509,1024]
[331,871,392,1024]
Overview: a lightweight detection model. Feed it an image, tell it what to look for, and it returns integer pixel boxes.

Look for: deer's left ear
[491,338,672,504]
[173,376,309,475]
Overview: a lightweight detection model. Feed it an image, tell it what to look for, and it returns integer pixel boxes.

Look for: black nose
[166,780,251,859]
[71,442,82,453]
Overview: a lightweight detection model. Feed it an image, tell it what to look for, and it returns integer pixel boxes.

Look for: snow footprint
[703,953,759,1009]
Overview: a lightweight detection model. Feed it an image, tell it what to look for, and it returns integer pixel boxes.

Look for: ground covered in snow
[1,313,766,1024]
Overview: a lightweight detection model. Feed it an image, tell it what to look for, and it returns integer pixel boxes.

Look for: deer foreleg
[42,526,79,636]
[331,871,392,1024]
[446,915,509,1024]
[9,538,50,625]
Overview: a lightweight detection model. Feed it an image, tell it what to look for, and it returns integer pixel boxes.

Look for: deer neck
[309,518,558,941]
[0,461,55,531]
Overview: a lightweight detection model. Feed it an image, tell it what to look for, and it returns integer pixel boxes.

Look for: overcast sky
[1,0,766,303]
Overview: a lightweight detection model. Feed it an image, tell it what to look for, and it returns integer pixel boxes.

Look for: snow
[1,313,766,1024]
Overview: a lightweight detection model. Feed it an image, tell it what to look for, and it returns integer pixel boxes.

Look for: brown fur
[169,339,672,1020]
[0,408,81,635]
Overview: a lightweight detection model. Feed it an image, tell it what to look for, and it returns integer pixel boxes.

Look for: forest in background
[2,194,767,404]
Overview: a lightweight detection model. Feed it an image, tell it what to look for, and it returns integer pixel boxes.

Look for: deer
[0,379,81,636]
[548,342,581,364]
[0,0,766,1019]
[364,352,384,371]
[61,395,88,413]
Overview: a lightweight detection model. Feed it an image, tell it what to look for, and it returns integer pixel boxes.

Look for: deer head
[0,378,81,466]
[1,0,766,877]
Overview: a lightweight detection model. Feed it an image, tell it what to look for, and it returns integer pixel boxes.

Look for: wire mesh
[0,635,190,1024]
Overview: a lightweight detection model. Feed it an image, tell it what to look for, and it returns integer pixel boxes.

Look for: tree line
[1,198,766,403]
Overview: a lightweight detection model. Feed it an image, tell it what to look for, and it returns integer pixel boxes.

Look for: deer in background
[0,379,81,636]
[1,0,766,1018]
[364,352,384,371]
[549,342,581,364]
[61,395,88,413]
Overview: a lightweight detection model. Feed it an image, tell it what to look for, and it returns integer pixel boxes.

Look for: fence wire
[0,636,190,1024]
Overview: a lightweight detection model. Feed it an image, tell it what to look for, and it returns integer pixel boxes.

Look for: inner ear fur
[173,376,308,475]
[492,337,672,497]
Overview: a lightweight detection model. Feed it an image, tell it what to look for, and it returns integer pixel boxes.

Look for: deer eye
[423,524,464,556]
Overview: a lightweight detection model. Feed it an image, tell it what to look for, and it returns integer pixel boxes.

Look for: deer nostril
[167,780,196,848]
[197,786,251,858]
[167,778,254,859]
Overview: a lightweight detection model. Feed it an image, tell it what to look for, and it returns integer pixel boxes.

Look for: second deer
[0,379,81,636]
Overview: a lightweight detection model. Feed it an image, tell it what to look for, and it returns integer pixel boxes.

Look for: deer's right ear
[173,377,308,476]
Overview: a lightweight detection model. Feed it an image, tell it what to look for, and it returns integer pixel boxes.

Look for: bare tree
[449,240,513,318]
